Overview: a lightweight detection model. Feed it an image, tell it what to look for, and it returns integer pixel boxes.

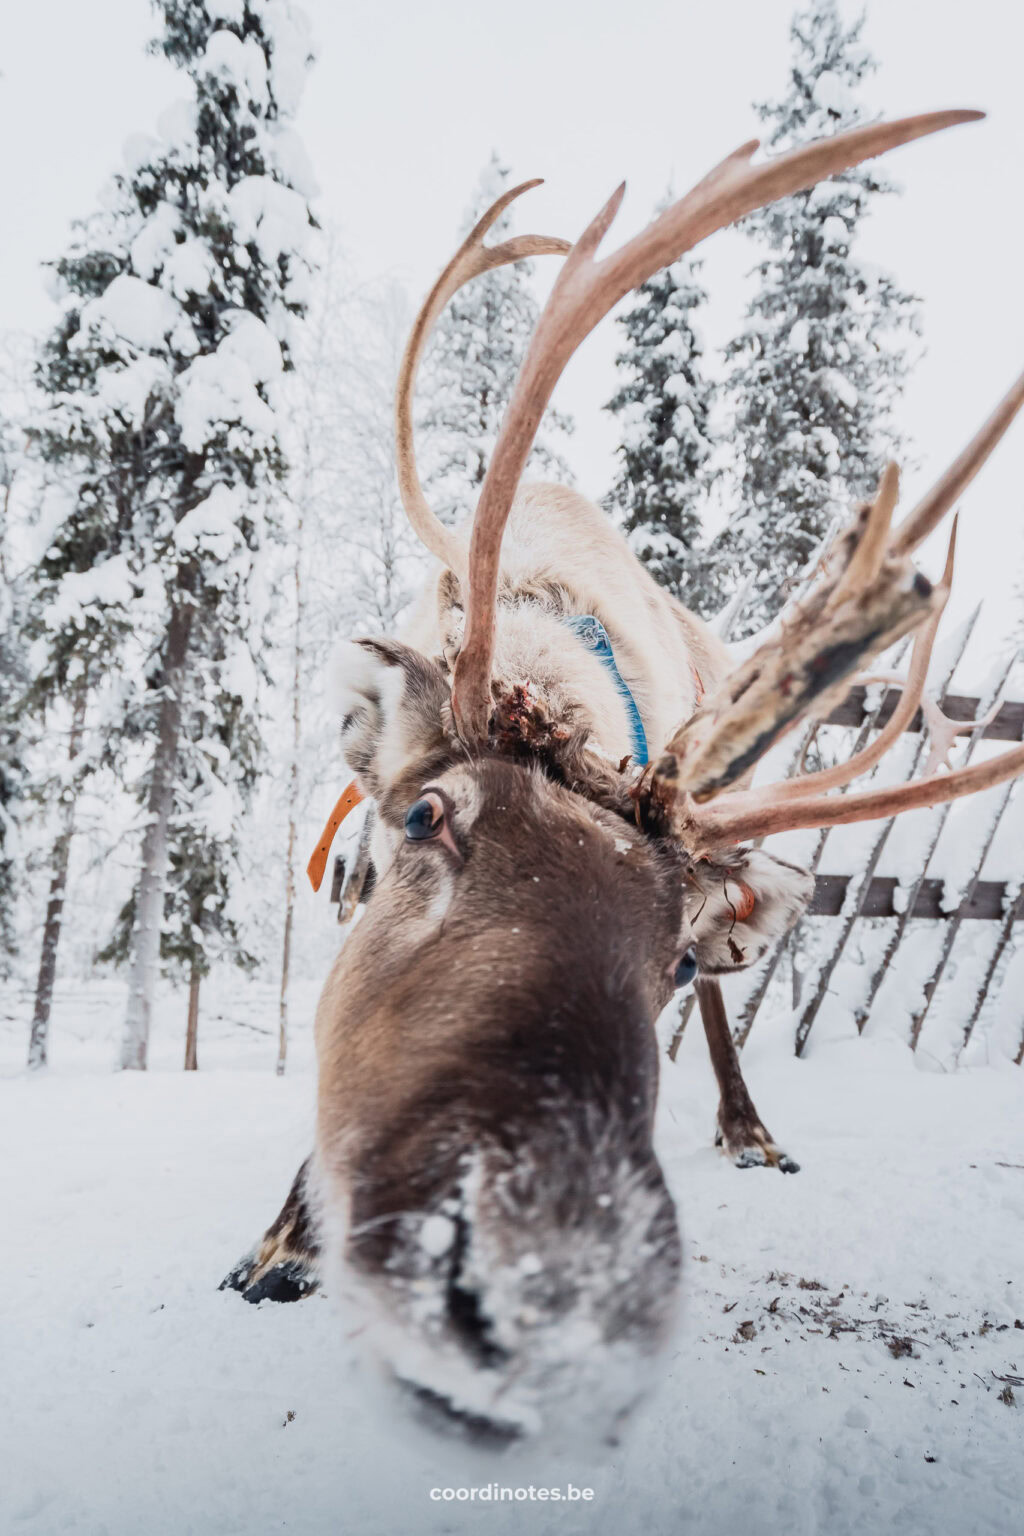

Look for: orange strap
[307,780,365,893]
[691,662,705,706]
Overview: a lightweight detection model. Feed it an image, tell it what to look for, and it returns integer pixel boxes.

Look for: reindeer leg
[695,978,799,1174]
[220,1157,321,1303]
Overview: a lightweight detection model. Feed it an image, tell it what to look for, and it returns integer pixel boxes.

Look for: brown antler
[676,737,1024,852]
[652,369,1024,851]
[739,515,958,807]
[394,180,570,576]
[449,109,984,743]
[655,463,943,806]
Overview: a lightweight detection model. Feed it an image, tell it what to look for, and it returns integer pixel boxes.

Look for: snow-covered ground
[2,979,1023,1536]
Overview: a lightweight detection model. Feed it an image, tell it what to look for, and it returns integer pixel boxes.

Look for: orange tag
[691,662,705,706]
[307,780,365,893]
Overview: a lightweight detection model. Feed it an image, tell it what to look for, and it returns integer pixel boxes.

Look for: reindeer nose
[674,948,698,989]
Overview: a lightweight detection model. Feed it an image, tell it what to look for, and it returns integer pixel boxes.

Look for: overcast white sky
[1,0,1021,652]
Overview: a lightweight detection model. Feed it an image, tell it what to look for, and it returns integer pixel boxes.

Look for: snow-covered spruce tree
[711,0,919,636]
[418,153,573,525]
[22,203,140,1067]
[29,1,316,1070]
[0,580,20,978]
[2,331,100,1052]
[0,348,29,977]
[604,252,717,616]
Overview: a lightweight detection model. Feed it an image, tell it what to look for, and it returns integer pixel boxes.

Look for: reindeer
[223,108,1024,1440]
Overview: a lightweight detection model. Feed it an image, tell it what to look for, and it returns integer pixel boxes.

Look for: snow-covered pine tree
[27,0,317,1070]
[604,252,717,615]
[417,153,573,525]
[711,0,919,636]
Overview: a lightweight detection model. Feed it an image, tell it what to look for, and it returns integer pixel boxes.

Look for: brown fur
[231,484,814,1436]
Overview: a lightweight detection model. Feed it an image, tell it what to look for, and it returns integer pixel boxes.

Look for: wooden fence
[670,617,1024,1067]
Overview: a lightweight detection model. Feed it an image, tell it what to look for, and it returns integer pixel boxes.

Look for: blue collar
[563,614,649,767]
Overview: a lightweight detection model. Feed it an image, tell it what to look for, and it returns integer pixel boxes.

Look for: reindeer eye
[674,948,698,989]
[405,793,445,841]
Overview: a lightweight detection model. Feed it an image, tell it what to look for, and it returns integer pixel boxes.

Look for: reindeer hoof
[716,1126,800,1175]
[220,1250,320,1304]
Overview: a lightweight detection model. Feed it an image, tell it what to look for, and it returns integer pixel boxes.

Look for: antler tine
[680,735,1024,851]
[667,510,1024,850]
[656,331,1024,819]
[732,516,957,807]
[654,465,944,808]
[890,367,1024,556]
[394,179,571,576]
[451,108,983,743]
[832,461,900,605]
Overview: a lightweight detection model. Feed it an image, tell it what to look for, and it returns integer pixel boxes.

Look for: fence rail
[809,875,1024,921]
[826,688,1024,741]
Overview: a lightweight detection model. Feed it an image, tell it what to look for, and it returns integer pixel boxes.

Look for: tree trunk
[120,600,192,1071]
[277,516,303,1079]
[277,854,294,1079]
[184,963,200,1071]
[27,686,87,1070]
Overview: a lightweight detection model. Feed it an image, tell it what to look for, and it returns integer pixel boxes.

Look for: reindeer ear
[331,638,451,800]
[685,849,814,975]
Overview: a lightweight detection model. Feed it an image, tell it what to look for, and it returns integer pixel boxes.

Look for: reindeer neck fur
[402,482,730,765]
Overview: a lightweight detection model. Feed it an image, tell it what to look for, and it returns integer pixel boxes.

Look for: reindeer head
[312,116,1024,1440]
[315,634,814,1438]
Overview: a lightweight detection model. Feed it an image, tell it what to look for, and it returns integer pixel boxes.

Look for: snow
[130,201,180,282]
[95,355,170,427]
[46,554,135,629]
[79,274,182,353]
[173,484,243,560]
[812,69,857,118]
[201,29,270,109]
[228,174,312,265]
[219,310,284,382]
[206,0,245,24]
[261,0,314,117]
[262,123,320,199]
[164,237,217,300]
[821,214,851,249]
[219,641,259,712]
[662,373,693,403]
[175,349,277,451]
[419,1213,457,1258]
[822,368,859,411]
[1,982,1021,1536]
